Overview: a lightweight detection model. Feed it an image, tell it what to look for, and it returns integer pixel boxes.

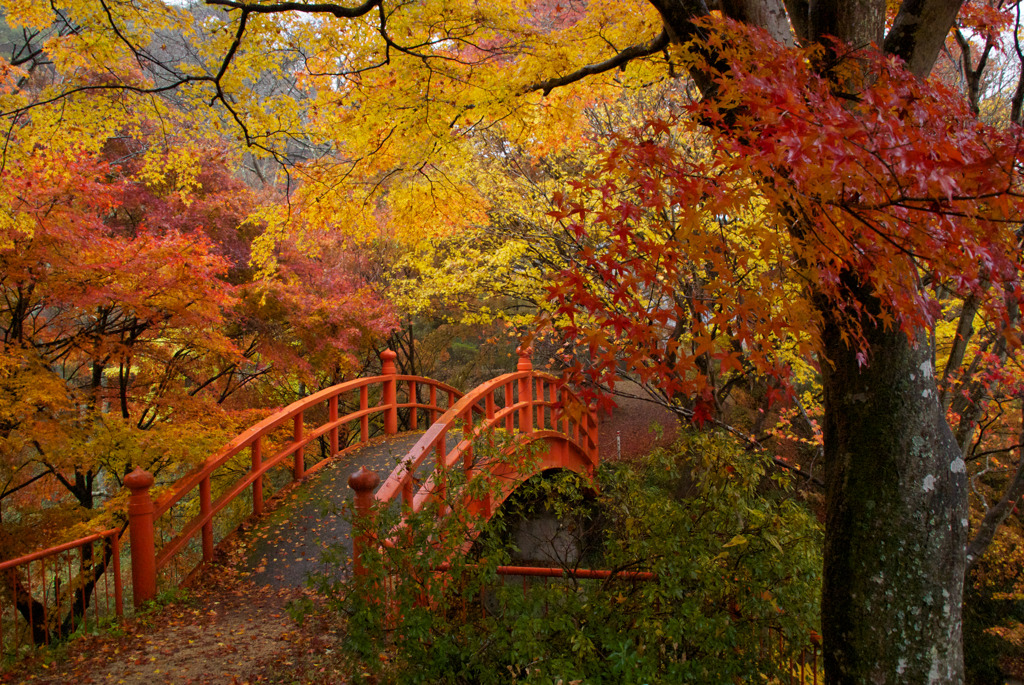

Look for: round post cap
[124,467,154,492]
[348,466,380,492]
[516,345,534,371]
[380,349,398,374]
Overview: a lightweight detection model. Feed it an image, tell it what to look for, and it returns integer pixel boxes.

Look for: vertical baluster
[251,437,264,516]
[55,554,64,639]
[40,557,48,639]
[437,432,448,515]
[505,382,514,431]
[547,382,554,429]
[25,565,36,646]
[78,544,87,634]
[111,531,123,618]
[63,551,73,638]
[409,381,418,429]
[430,385,438,423]
[329,395,339,458]
[293,413,305,480]
[551,383,560,429]
[86,542,95,629]
[485,391,496,452]
[436,430,447,514]
[360,386,369,442]
[11,570,19,649]
[93,540,101,628]
[540,381,547,429]
[200,475,214,562]
[402,475,414,518]
[462,410,474,471]
[517,346,533,432]
[592,403,600,460]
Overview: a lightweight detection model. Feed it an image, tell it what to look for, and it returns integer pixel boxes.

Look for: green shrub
[324,429,822,684]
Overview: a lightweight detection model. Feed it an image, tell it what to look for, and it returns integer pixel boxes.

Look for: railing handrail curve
[376,366,597,507]
[376,368,538,503]
[0,528,121,573]
[155,373,462,518]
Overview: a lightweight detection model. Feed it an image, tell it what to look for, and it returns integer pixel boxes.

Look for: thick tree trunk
[820,303,968,682]
[540,0,973,680]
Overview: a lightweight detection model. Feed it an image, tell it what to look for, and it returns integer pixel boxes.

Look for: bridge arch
[370,347,598,544]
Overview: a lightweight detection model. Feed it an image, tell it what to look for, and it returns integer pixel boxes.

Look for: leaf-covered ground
[1,546,350,684]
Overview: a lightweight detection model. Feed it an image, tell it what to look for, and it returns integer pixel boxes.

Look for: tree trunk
[820,294,967,683]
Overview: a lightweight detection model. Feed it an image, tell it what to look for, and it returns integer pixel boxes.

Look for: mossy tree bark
[820,289,968,682]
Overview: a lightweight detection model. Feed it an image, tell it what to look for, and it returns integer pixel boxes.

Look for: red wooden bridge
[0,347,598,653]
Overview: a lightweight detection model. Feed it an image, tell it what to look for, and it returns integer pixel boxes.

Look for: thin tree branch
[527,30,670,96]
[967,402,1024,568]
[206,0,380,19]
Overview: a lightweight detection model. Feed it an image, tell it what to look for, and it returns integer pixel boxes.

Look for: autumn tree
[538,4,1024,683]
[5,0,1024,681]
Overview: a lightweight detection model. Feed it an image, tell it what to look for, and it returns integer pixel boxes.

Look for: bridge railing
[130,350,462,602]
[0,529,123,657]
[1,351,460,655]
[345,347,598,578]
[375,346,598,520]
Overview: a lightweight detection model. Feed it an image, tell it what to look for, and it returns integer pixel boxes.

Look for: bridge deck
[241,433,424,588]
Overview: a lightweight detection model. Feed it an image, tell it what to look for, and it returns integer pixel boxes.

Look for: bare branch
[527,30,671,96]
[205,0,380,19]
[967,402,1024,568]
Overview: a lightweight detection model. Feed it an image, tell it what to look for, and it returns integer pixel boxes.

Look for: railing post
[348,467,380,578]
[381,349,398,435]
[505,382,514,431]
[360,385,369,442]
[409,380,418,430]
[125,468,157,608]
[462,411,474,471]
[329,395,339,457]
[517,345,533,432]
